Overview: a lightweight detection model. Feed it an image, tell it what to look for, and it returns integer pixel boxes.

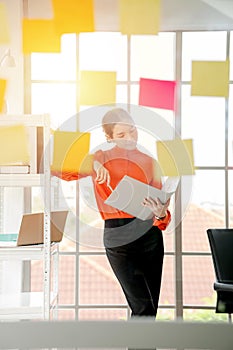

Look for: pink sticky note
[139,78,176,111]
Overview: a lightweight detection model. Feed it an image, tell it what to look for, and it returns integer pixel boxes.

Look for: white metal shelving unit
[0,114,57,320]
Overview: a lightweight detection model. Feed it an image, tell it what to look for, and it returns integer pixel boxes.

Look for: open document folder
[104,175,180,221]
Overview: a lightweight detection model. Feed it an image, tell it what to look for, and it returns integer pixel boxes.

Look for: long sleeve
[153,210,171,231]
[51,154,94,181]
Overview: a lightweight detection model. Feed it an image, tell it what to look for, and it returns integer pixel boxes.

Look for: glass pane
[59,236,76,252]
[79,33,127,81]
[79,308,127,320]
[160,256,175,306]
[157,308,174,321]
[183,309,228,322]
[79,255,126,306]
[163,219,174,252]
[131,33,176,81]
[31,188,43,212]
[182,170,226,252]
[59,255,76,305]
[31,83,77,130]
[79,177,104,251]
[183,256,216,306]
[181,85,225,166]
[228,170,233,227]
[31,34,76,80]
[2,188,24,233]
[58,309,75,320]
[229,85,233,167]
[130,85,175,129]
[230,31,233,81]
[116,85,128,103]
[31,260,43,291]
[182,31,227,81]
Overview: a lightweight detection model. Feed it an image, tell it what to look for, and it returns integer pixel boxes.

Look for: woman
[54,108,171,318]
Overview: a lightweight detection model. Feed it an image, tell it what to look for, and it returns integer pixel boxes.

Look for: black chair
[207,228,233,320]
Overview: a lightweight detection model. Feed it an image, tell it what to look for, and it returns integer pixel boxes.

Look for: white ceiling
[28,0,233,31]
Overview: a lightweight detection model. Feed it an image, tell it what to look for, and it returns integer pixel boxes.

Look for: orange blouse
[52,146,171,231]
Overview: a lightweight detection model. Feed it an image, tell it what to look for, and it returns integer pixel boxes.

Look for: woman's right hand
[93,161,111,186]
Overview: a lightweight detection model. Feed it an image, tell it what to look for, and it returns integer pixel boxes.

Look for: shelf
[0,292,57,320]
[0,114,50,127]
[0,114,55,320]
[0,165,30,174]
[0,174,59,187]
[0,244,58,261]
[0,174,42,186]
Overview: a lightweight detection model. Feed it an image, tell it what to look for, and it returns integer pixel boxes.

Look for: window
[28,30,233,322]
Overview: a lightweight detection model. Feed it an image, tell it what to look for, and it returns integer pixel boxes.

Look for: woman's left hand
[142,197,170,219]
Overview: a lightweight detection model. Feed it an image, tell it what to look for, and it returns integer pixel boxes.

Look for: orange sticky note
[0,80,7,113]
[52,0,94,34]
[0,125,30,165]
[80,71,116,105]
[120,0,160,35]
[51,131,91,173]
[22,19,61,54]
[191,60,229,97]
[156,139,195,176]
[0,3,10,44]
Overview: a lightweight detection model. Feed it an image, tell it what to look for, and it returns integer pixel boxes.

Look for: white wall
[0,0,24,114]
[0,0,24,295]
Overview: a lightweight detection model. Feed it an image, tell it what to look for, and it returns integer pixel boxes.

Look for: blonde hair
[102,108,134,138]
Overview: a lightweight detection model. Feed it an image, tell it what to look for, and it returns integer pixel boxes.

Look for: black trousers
[104,218,164,318]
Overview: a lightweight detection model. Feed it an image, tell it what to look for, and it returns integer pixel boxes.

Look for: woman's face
[110,122,138,150]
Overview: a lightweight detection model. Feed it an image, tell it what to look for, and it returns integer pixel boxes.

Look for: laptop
[104,175,180,221]
[0,211,69,247]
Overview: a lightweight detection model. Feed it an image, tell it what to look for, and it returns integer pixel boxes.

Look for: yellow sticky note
[156,139,195,176]
[22,19,61,54]
[52,0,94,34]
[0,80,7,113]
[191,60,229,97]
[51,131,91,173]
[120,0,160,35]
[79,153,94,174]
[0,3,10,44]
[0,125,30,165]
[80,71,116,105]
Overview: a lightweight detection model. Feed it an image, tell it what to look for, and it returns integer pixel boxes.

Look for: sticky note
[0,125,30,165]
[0,80,7,113]
[156,139,195,176]
[0,3,10,44]
[79,153,94,174]
[139,78,176,110]
[191,60,229,97]
[120,0,160,35]
[52,0,94,34]
[51,131,91,173]
[22,19,61,54]
[80,71,116,105]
